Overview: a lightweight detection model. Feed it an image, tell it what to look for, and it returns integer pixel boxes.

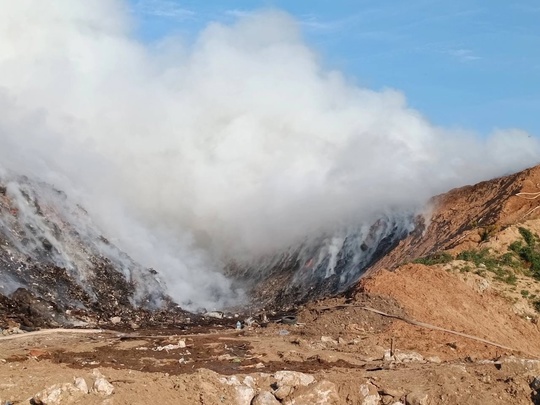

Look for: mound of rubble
[0,174,187,330]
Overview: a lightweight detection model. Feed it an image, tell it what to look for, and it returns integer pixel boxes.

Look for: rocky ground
[3,265,540,405]
[3,166,540,404]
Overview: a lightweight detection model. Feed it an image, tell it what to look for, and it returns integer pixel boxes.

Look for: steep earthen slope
[370,165,540,272]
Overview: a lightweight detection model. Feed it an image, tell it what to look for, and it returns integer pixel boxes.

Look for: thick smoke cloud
[0,1,538,308]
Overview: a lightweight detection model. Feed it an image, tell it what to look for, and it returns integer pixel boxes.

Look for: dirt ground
[3,268,540,405]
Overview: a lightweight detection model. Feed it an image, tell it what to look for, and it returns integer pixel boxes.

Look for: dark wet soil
[5,327,366,377]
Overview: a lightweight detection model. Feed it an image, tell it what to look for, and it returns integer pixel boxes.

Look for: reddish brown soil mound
[371,165,540,272]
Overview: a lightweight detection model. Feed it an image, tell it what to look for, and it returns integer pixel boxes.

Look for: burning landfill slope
[0,168,421,326]
[0,172,184,329]
[239,163,540,309]
[229,211,420,309]
[2,164,540,330]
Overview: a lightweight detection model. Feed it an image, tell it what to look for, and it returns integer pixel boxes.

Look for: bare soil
[3,274,540,404]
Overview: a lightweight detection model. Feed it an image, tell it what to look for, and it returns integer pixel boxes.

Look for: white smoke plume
[0,1,538,308]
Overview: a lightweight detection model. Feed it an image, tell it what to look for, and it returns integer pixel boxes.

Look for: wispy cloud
[298,14,342,31]
[447,48,481,62]
[224,10,346,33]
[134,0,195,20]
[224,9,254,19]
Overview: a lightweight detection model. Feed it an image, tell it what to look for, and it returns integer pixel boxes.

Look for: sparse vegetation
[479,225,498,242]
[456,249,517,284]
[411,227,540,288]
[413,252,454,266]
[508,227,540,279]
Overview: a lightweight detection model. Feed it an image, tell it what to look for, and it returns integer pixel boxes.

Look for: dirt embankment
[362,264,540,359]
[371,165,540,272]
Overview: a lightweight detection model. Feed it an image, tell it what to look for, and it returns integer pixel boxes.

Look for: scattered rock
[109,316,121,324]
[92,369,114,396]
[243,376,256,389]
[284,380,340,405]
[476,278,490,293]
[359,382,381,405]
[73,377,89,394]
[31,382,85,405]
[272,371,315,401]
[153,343,185,352]
[406,391,429,405]
[320,336,338,345]
[381,394,394,405]
[274,370,315,387]
[381,387,405,398]
[274,385,293,400]
[384,350,424,363]
[251,391,280,405]
[219,375,255,405]
[235,385,256,405]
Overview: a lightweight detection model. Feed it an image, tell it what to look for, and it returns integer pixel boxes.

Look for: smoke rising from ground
[0,1,539,308]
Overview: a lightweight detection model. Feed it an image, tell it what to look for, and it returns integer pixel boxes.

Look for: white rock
[219,375,255,405]
[235,385,255,405]
[274,385,293,400]
[243,375,256,388]
[320,336,338,345]
[92,370,114,396]
[395,351,424,363]
[33,385,64,405]
[73,377,89,393]
[220,375,241,385]
[337,337,348,345]
[109,316,121,324]
[274,370,315,388]
[383,349,424,363]
[32,382,85,405]
[284,380,340,405]
[359,382,381,405]
[251,391,280,405]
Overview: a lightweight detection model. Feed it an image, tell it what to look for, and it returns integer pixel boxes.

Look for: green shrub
[508,227,540,279]
[413,252,454,266]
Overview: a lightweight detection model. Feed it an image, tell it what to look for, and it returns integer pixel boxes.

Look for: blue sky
[128,0,540,136]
